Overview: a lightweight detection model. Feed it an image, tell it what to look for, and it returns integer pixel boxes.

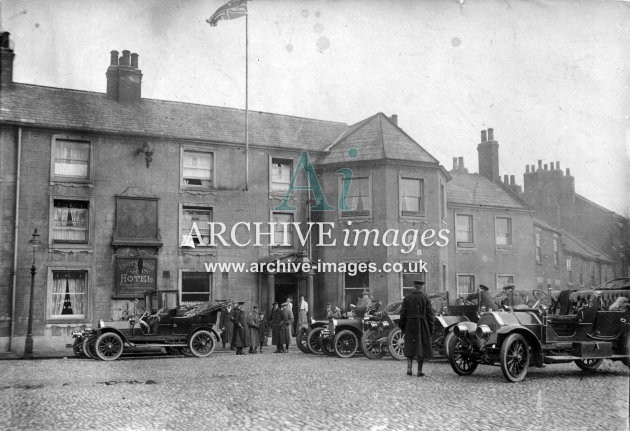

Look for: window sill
[46,319,88,326]
[179,248,217,256]
[50,179,93,187]
[49,244,93,253]
[179,186,217,195]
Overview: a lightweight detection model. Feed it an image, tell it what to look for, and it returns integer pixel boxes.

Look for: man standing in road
[478,284,495,311]
[399,280,435,377]
[281,301,293,353]
[247,304,260,354]
[270,302,287,353]
[230,301,249,355]
[219,302,234,350]
[297,295,309,331]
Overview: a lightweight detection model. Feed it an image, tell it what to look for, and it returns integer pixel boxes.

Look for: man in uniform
[478,284,495,311]
[270,302,287,353]
[219,302,234,350]
[281,302,293,352]
[230,301,249,355]
[399,280,435,377]
[247,304,260,354]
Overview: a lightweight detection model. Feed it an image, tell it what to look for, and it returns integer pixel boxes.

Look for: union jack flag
[207,0,247,26]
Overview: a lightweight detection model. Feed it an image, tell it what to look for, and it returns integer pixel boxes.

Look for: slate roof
[318,113,439,164]
[562,230,614,262]
[447,171,528,209]
[0,83,348,151]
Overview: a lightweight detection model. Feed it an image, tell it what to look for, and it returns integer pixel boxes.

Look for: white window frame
[339,174,372,220]
[342,261,372,308]
[456,274,475,298]
[180,147,216,189]
[49,196,93,248]
[270,211,294,249]
[50,135,92,183]
[455,213,475,249]
[179,270,213,306]
[46,267,90,322]
[269,156,293,195]
[179,203,213,250]
[399,176,425,217]
[496,274,515,290]
[495,216,513,250]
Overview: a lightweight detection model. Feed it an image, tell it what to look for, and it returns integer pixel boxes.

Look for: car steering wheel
[532,289,550,308]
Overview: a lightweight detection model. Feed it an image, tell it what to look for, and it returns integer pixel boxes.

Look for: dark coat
[479,290,495,310]
[270,307,287,346]
[258,319,268,346]
[399,289,435,360]
[230,308,249,348]
[247,310,260,347]
[219,307,234,345]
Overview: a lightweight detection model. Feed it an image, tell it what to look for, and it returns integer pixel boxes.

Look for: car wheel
[321,337,336,356]
[94,332,124,361]
[333,330,358,358]
[387,328,405,361]
[574,358,604,372]
[180,347,194,357]
[189,330,215,358]
[447,334,478,376]
[82,336,94,360]
[361,329,386,360]
[72,338,85,358]
[500,333,530,382]
[307,327,325,355]
[296,328,310,354]
[165,347,182,356]
[443,331,455,358]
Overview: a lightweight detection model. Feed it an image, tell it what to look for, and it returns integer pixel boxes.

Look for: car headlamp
[453,323,469,337]
[382,321,389,327]
[475,325,492,339]
[332,319,338,327]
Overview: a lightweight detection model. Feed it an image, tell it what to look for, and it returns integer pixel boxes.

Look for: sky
[1,0,629,216]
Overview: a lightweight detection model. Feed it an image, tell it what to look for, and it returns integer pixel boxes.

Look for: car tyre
[447,334,478,376]
[361,329,386,360]
[94,332,124,361]
[82,336,95,360]
[387,328,405,361]
[574,358,604,372]
[180,347,194,357]
[500,333,530,382]
[333,329,358,358]
[189,330,216,358]
[443,331,455,358]
[296,328,310,354]
[307,327,325,355]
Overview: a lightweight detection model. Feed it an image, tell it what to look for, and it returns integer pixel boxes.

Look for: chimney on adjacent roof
[106,49,142,103]
[390,114,398,126]
[477,127,499,183]
[0,32,15,88]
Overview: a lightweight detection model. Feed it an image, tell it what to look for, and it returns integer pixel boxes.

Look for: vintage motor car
[72,300,228,361]
[447,289,630,382]
[297,319,328,354]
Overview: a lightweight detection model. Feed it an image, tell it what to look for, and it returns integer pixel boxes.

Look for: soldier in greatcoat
[399,280,435,376]
[230,302,249,355]
[219,302,234,350]
[247,304,260,354]
[257,312,268,352]
[270,302,287,353]
[281,302,294,353]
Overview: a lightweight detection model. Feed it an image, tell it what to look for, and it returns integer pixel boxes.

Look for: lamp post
[24,228,41,358]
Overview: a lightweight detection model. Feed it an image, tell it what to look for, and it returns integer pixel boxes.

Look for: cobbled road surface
[1,347,628,431]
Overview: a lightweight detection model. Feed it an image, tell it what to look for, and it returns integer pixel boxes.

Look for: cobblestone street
[1,347,628,431]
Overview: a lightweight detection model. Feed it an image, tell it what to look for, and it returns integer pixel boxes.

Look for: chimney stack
[391,114,398,126]
[477,128,500,183]
[453,157,458,170]
[504,174,509,184]
[0,32,15,87]
[105,49,142,103]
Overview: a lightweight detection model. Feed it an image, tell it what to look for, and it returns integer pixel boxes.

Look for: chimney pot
[130,53,139,68]
[1,31,16,87]
[487,128,494,141]
[453,157,458,170]
[526,165,530,173]
[566,168,571,176]
[550,162,554,170]
[556,161,560,170]
[391,114,398,125]
[120,50,131,66]
[504,174,509,184]
[544,164,548,171]
[481,130,487,142]
[458,157,464,169]
[110,50,119,66]
[510,175,515,185]
[537,160,542,170]
[0,32,10,49]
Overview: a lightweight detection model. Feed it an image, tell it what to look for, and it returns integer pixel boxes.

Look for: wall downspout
[9,127,22,352]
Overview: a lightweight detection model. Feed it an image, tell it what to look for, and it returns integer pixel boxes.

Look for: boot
[417,359,425,377]
[249,347,254,354]
[407,358,413,376]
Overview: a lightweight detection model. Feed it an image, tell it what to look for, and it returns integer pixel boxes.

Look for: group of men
[218,295,310,355]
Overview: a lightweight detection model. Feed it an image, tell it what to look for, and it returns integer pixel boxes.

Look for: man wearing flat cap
[501,284,524,308]
[478,284,495,311]
[399,280,434,377]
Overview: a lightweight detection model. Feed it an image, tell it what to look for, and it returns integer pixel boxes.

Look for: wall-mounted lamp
[136,142,153,168]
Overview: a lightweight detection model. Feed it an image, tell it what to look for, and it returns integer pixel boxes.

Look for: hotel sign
[114,256,157,298]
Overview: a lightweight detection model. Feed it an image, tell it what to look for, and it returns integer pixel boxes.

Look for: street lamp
[24,228,41,358]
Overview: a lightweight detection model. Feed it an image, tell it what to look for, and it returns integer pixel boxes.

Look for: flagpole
[245,10,249,191]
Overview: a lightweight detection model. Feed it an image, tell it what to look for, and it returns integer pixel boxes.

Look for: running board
[545,354,628,363]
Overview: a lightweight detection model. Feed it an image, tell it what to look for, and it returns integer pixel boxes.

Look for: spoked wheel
[333,330,359,358]
[180,347,194,357]
[447,334,478,375]
[443,331,455,358]
[95,332,124,361]
[307,327,325,355]
[72,338,85,358]
[189,330,216,358]
[574,358,604,372]
[296,328,310,354]
[361,329,386,360]
[500,333,530,382]
[321,336,336,357]
[387,328,405,361]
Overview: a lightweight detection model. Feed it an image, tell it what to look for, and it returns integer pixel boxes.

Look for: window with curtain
[50,271,86,318]
[182,150,213,186]
[496,217,513,249]
[53,200,89,243]
[181,206,212,245]
[53,139,90,178]
[456,274,475,298]
[342,176,370,217]
[456,214,474,247]
[181,272,211,305]
[272,212,293,247]
[271,158,292,192]
[401,263,426,298]
[400,177,424,215]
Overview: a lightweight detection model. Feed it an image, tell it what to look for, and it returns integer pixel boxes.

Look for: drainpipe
[9,127,22,352]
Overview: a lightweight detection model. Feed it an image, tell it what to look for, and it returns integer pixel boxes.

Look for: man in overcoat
[219,302,234,350]
[281,302,294,352]
[478,284,495,311]
[230,302,249,355]
[247,304,260,353]
[270,302,287,353]
[399,280,435,376]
